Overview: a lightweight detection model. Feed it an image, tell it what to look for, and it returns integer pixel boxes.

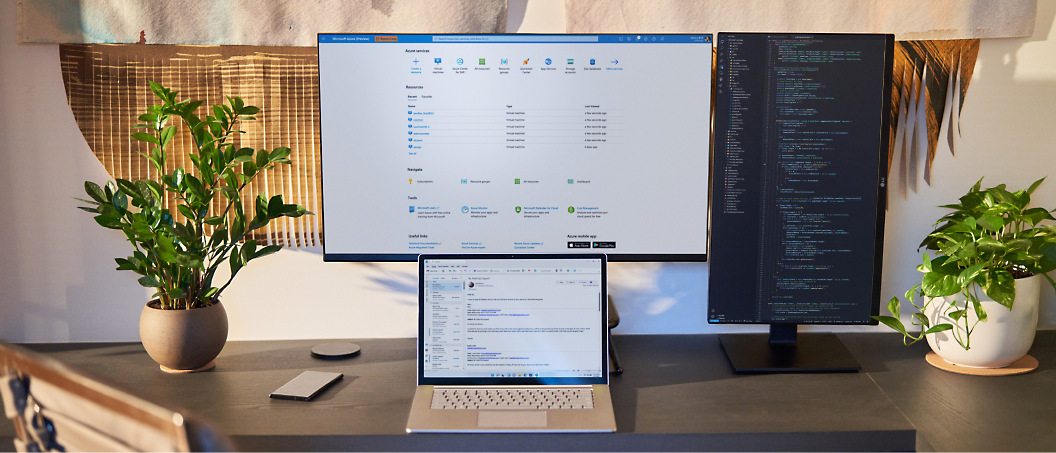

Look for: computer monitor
[708,33,894,372]
[317,34,713,262]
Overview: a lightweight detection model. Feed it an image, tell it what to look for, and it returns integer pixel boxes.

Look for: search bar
[432,36,599,43]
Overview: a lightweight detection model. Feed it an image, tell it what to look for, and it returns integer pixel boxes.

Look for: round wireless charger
[311,342,361,359]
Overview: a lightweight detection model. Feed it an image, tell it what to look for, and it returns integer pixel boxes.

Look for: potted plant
[874,178,1056,368]
[77,82,309,372]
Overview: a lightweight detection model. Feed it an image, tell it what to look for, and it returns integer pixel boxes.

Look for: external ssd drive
[269,371,343,401]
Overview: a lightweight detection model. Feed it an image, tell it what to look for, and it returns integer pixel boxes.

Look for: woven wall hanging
[61,44,322,247]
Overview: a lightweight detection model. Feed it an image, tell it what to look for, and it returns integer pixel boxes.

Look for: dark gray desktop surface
[2,332,1052,451]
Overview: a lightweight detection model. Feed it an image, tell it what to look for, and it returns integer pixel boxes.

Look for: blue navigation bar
[319,34,712,44]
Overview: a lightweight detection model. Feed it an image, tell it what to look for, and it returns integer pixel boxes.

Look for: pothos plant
[78,82,309,310]
[873,177,1056,350]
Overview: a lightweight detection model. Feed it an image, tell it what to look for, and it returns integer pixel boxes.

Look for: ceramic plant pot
[139,300,229,373]
[924,274,1041,368]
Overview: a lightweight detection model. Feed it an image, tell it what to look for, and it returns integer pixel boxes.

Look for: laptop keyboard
[431,388,595,410]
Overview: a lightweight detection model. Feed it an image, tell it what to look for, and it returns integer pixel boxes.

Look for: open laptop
[407,254,616,433]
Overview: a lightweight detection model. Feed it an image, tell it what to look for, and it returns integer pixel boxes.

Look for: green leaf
[84,181,108,204]
[269,147,292,161]
[149,80,166,100]
[166,288,188,299]
[886,296,900,318]
[132,132,160,145]
[955,242,978,261]
[254,244,281,259]
[267,195,284,219]
[911,312,930,328]
[949,309,968,321]
[155,233,177,263]
[969,177,984,193]
[173,252,203,269]
[208,228,228,249]
[199,286,219,301]
[1006,238,1033,252]
[159,125,177,147]
[959,190,986,210]
[204,216,225,226]
[1027,177,1046,195]
[242,161,257,178]
[939,223,974,234]
[1022,207,1054,226]
[923,324,953,335]
[976,214,1005,232]
[185,174,203,194]
[172,167,185,189]
[183,100,204,116]
[872,315,910,337]
[256,149,269,169]
[137,275,162,288]
[976,237,1007,254]
[241,239,258,263]
[230,202,246,241]
[232,147,255,163]
[213,104,226,122]
[229,246,244,275]
[922,272,961,297]
[115,258,138,271]
[969,292,988,322]
[112,191,128,214]
[981,269,1016,309]
[219,186,239,200]
[177,204,196,220]
[957,262,986,286]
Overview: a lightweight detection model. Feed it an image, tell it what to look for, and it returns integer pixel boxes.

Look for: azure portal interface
[319,34,712,257]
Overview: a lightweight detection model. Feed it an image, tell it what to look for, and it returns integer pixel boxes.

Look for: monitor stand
[718,324,861,373]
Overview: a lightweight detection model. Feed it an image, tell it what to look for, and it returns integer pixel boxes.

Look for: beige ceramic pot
[139,300,229,373]
[924,274,1040,368]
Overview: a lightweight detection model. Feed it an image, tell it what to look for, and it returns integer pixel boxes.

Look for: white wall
[1,0,1055,342]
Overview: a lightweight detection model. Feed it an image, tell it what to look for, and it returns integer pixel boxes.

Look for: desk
[3,333,1054,451]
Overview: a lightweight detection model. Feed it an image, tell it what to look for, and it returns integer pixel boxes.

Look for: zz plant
[78,82,309,310]
[874,178,1056,350]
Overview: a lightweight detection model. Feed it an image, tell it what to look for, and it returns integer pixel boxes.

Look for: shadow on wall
[962,3,1056,329]
[506,0,529,32]
[608,262,714,334]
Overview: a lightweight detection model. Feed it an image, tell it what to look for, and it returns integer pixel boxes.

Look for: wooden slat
[60,44,322,247]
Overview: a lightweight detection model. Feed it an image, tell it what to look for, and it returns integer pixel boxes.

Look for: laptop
[407,254,617,433]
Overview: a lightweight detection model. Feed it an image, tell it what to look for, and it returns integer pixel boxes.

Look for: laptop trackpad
[477,411,547,428]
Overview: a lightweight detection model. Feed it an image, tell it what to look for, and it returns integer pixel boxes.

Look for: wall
[1,0,1054,342]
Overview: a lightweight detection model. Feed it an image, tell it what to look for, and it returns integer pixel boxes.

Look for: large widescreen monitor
[708,33,894,372]
[318,34,713,261]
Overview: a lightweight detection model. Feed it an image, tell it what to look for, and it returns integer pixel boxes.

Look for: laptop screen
[418,254,607,385]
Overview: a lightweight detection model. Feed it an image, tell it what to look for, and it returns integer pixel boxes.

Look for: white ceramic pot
[924,274,1041,368]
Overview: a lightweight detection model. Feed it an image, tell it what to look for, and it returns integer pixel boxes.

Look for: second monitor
[708,33,894,372]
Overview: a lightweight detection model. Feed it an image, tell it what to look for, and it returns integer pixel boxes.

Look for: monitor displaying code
[709,33,892,325]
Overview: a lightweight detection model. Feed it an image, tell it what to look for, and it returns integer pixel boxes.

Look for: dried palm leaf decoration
[888,40,979,199]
